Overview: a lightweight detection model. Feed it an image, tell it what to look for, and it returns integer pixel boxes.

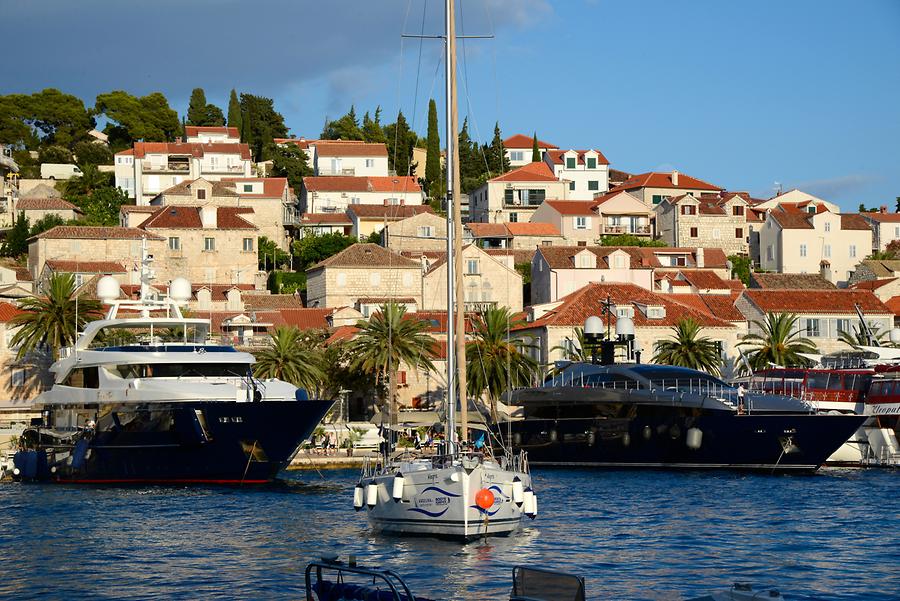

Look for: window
[836,318,851,335]
[243,238,253,252]
[689,227,698,238]
[527,189,545,204]
[336,272,347,287]
[575,217,588,230]
[365,159,374,168]
[509,213,518,223]
[586,157,597,169]
[652,195,665,205]
[504,189,514,203]
[824,244,831,258]
[587,181,599,191]
[243,184,253,193]
[849,245,857,258]
[735,228,743,239]
[895,226,900,238]
[681,205,696,216]
[168,237,180,251]
[805,318,821,337]
[824,222,831,232]
[204,237,215,251]
[197,189,206,200]
[370,272,381,286]
[732,205,744,216]
[566,157,576,169]
[800,244,807,257]
[11,368,24,388]
[577,254,593,268]
[74,274,84,288]
[569,181,575,191]
[418,226,433,238]
[387,198,400,205]
[466,259,480,275]
[713,229,721,239]
[766,245,773,261]
[614,255,625,269]
[510,151,524,162]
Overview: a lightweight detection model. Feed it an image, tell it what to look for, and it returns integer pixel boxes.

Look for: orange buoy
[475,488,495,511]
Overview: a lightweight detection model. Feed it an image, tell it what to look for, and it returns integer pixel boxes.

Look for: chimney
[671,170,679,186]
[200,205,217,229]
[880,205,887,214]
[696,247,705,268]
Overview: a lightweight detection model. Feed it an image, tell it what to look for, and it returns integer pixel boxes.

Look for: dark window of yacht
[807,373,830,390]
[64,367,100,388]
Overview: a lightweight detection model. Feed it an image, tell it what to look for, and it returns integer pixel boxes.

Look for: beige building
[300,175,424,214]
[469,162,569,223]
[347,204,436,241]
[735,288,893,354]
[862,211,900,252]
[530,201,601,245]
[759,205,872,286]
[297,213,353,238]
[417,245,523,312]
[503,134,558,168]
[465,222,564,250]
[531,246,655,305]
[591,191,653,237]
[40,259,129,291]
[655,192,751,255]
[305,243,422,311]
[0,302,53,401]
[384,210,447,252]
[607,170,722,207]
[752,189,840,214]
[543,149,610,200]
[16,197,81,223]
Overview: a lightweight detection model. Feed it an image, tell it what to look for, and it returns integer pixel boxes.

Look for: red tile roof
[545,149,610,167]
[190,283,255,300]
[300,212,353,225]
[699,293,746,321]
[326,325,359,345]
[45,260,127,273]
[243,293,305,310]
[158,179,239,198]
[542,200,598,216]
[347,205,434,220]
[31,226,164,241]
[278,308,332,329]
[505,222,561,237]
[489,161,559,183]
[302,175,421,193]
[885,296,900,316]
[132,142,251,160]
[523,283,734,329]
[141,206,256,230]
[841,213,873,230]
[863,212,900,223]
[503,134,557,149]
[466,222,511,238]
[16,197,79,211]
[309,243,420,270]
[0,302,25,323]
[676,269,730,290]
[183,126,239,138]
[222,177,289,199]
[609,171,722,193]
[850,278,897,291]
[742,289,892,315]
[314,141,388,157]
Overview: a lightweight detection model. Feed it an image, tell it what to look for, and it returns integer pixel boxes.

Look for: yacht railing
[542,373,748,406]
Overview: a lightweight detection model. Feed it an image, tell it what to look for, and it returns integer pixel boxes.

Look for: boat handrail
[305,557,420,601]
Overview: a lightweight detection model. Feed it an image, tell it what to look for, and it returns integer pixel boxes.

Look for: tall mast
[443,0,457,452]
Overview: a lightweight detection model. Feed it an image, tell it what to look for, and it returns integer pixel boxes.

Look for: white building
[311,141,389,177]
[468,162,569,223]
[183,126,241,144]
[862,211,900,252]
[543,149,610,200]
[752,189,841,214]
[502,134,558,168]
[300,175,423,214]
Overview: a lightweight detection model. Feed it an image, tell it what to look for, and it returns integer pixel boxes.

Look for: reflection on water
[0,468,896,600]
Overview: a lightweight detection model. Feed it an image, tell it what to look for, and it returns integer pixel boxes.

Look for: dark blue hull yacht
[501,364,865,473]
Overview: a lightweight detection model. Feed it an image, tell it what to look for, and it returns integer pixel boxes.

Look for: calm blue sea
[0,468,896,600]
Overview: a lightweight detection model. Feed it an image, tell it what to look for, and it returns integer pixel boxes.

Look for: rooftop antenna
[773,181,783,196]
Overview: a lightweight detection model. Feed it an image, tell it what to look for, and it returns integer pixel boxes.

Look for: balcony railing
[142,162,190,173]
[602,224,651,235]
[283,208,301,225]
[316,168,356,176]
[503,200,542,208]
[202,164,245,174]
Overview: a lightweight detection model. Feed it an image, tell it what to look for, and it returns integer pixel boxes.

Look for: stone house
[16,197,81,223]
[0,302,53,400]
[383,210,447,253]
[416,245,523,312]
[607,170,722,208]
[40,259,130,291]
[347,204,435,241]
[530,201,601,245]
[305,243,422,311]
[655,192,751,255]
[531,246,655,305]
[468,162,569,224]
[591,191,654,238]
[465,222,564,250]
[543,149,610,200]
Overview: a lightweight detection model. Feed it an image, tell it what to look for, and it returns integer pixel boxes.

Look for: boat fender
[669,424,681,440]
[587,431,596,446]
[686,427,703,450]
[513,432,522,446]
[353,484,365,511]
[512,477,524,506]
[549,429,558,443]
[523,489,536,519]
[391,473,404,502]
[642,425,652,440]
[365,482,378,508]
[622,432,631,447]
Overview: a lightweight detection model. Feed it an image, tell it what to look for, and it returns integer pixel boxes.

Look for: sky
[3,0,900,210]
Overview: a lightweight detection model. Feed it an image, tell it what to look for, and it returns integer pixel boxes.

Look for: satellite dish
[168,277,192,302]
[96,276,120,302]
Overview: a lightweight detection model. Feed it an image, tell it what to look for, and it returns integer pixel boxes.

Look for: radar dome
[584,316,603,336]
[615,316,635,338]
[890,328,900,345]
[168,277,192,302]
[96,276,121,302]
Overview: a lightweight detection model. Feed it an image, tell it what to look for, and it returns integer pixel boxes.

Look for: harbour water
[0,468,896,600]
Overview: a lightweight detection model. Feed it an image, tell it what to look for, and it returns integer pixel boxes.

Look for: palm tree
[253,326,325,392]
[738,313,817,370]
[466,307,539,422]
[652,317,723,375]
[550,327,594,362]
[10,273,102,360]
[345,303,436,422]
[65,163,110,197]
[838,324,889,348]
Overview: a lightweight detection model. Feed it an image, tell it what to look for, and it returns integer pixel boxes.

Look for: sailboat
[352,0,535,539]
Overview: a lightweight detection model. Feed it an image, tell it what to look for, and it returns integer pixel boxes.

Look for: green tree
[0,89,94,148]
[599,234,667,247]
[364,229,383,244]
[362,108,387,144]
[653,318,723,375]
[728,254,752,285]
[10,273,103,360]
[466,307,538,422]
[271,143,312,194]
[838,324,890,348]
[253,326,325,391]
[1,213,31,257]
[550,327,594,362]
[424,99,441,198]
[187,88,209,126]
[258,236,292,271]
[321,106,364,140]
[38,145,74,164]
[458,118,485,194]
[895,196,900,213]
[485,122,509,176]
[293,232,356,271]
[75,187,130,226]
[30,214,67,237]
[384,110,417,176]
[239,94,288,161]
[738,313,817,370]
[346,303,436,421]
[227,89,242,133]
[531,132,540,162]
[73,141,113,166]
[64,163,112,198]
[95,90,182,144]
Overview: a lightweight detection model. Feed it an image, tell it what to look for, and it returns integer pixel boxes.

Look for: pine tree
[362,111,386,144]
[532,132,541,162]
[227,89,242,133]
[186,88,208,126]
[487,122,509,176]
[458,118,483,194]
[424,99,441,198]
[384,110,415,176]
[321,106,363,140]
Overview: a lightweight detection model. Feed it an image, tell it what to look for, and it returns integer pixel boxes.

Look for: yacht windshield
[627,365,733,392]
[114,363,251,379]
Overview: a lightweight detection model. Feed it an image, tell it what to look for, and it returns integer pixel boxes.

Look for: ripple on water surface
[0,468,897,600]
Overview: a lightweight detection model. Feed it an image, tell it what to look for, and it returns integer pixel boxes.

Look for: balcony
[316,167,356,176]
[202,164,246,174]
[142,162,190,173]
[602,224,651,235]
[464,301,497,312]
[283,207,301,225]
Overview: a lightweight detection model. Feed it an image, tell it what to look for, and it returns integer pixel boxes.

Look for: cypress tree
[488,122,509,175]
[424,99,441,197]
[186,88,207,126]
[532,132,541,162]
[227,89,242,133]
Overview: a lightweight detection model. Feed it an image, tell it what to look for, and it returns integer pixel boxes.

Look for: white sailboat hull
[363,461,532,539]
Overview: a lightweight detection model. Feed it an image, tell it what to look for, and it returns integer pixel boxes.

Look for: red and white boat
[863,366,900,465]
